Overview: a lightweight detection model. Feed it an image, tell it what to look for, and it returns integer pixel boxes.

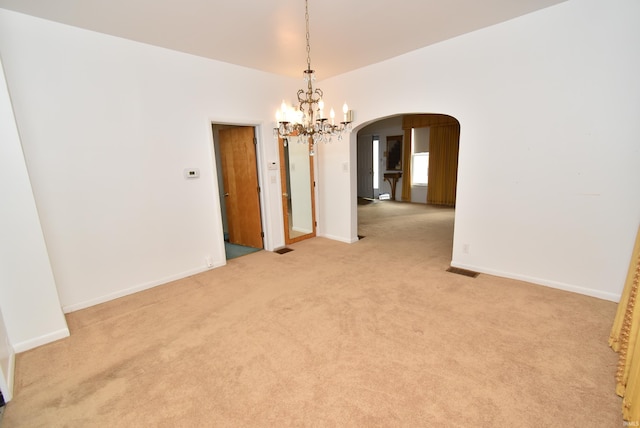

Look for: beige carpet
[4,201,622,427]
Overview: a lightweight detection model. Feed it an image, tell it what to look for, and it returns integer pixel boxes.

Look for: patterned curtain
[610,225,640,423]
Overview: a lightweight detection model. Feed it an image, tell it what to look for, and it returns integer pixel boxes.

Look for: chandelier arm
[313,88,323,103]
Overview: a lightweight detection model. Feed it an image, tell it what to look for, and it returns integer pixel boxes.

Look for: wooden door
[219,127,263,249]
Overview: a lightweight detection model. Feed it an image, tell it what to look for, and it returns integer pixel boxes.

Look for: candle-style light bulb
[281,100,288,120]
[318,99,324,119]
[343,103,349,122]
[330,108,335,125]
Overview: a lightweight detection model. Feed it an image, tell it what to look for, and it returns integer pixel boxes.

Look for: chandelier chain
[305,0,311,71]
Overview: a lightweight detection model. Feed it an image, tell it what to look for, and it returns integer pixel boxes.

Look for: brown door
[219,126,263,249]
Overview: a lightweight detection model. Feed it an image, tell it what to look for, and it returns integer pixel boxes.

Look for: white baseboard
[11,328,70,354]
[62,263,224,313]
[450,261,621,302]
[318,233,360,244]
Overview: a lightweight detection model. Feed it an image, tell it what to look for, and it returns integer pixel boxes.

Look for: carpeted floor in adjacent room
[3,201,622,427]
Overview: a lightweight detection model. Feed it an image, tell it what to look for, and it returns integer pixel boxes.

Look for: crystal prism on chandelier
[274,0,353,151]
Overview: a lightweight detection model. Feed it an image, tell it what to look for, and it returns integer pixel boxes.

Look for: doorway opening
[356,113,460,205]
[212,124,264,260]
[354,113,460,258]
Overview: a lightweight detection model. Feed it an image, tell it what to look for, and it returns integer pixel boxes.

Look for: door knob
[224,193,229,197]
[283,193,288,197]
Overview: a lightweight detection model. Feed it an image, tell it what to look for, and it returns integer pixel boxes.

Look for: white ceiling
[0,0,566,78]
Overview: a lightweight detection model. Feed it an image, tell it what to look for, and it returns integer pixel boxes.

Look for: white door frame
[0,307,14,402]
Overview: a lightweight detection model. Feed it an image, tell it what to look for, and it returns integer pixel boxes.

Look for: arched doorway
[353,113,461,267]
[356,113,460,206]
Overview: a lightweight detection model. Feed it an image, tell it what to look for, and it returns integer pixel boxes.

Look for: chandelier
[274,0,352,153]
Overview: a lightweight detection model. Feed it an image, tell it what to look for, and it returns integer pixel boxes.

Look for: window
[411,128,429,186]
[412,152,429,186]
[372,137,379,190]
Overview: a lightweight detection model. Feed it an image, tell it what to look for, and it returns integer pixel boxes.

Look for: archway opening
[355,113,461,205]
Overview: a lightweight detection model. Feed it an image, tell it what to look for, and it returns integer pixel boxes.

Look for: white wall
[0,56,69,353]
[319,0,640,301]
[316,133,359,243]
[0,9,292,314]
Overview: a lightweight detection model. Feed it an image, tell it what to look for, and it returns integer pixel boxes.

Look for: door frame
[278,136,317,245]
[210,121,271,252]
[356,134,375,199]
[0,306,14,403]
